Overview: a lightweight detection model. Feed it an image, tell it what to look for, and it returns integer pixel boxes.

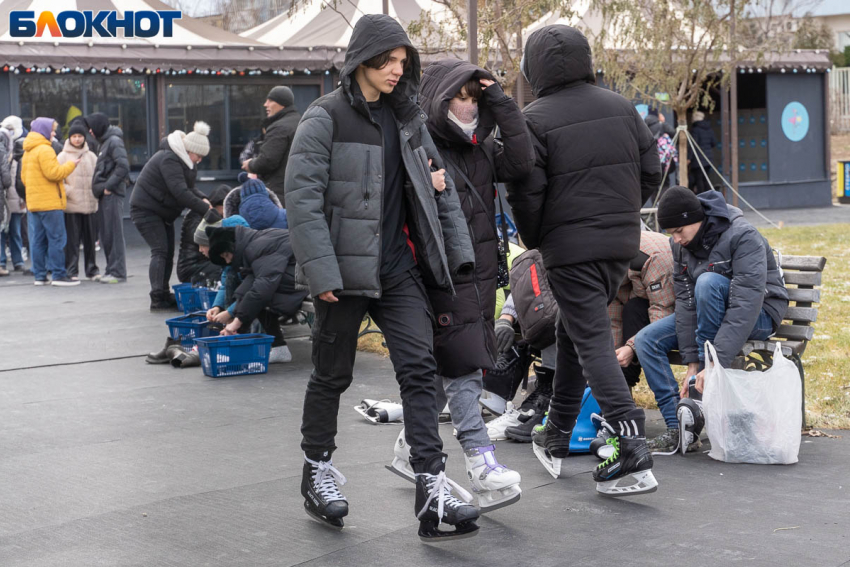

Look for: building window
[18,77,83,139]
[87,77,149,170]
[166,84,226,170]
[736,74,769,183]
[227,84,320,169]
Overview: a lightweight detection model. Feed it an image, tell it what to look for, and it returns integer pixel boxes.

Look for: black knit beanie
[208,184,231,208]
[267,86,295,108]
[658,186,705,230]
[68,121,88,140]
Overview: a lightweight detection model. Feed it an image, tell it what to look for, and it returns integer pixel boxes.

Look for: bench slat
[775,324,815,341]
[743,339,806,357]
[787,288,821,303]
[779,255,827,272]
[783,271,821,287]
[784,306,818,323]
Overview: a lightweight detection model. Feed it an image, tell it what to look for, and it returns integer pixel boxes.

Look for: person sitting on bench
[633,186,788,452]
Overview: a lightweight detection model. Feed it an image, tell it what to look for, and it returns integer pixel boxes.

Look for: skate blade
[532,442,564,479]
[418,522,480,543]
[478,487,522,514]
[304,503,345,530]
[385,462,416,484]
[596,470,658,498]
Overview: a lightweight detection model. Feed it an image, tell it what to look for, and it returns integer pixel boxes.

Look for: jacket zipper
[363,149,371,209]
[371,113,384,298]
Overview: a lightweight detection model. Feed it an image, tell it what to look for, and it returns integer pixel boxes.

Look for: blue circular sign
[781,102,809,142]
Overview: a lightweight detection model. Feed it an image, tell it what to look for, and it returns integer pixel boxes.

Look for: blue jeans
[29,210,67,281]
[633,272,775,428]
[1,212,24,267]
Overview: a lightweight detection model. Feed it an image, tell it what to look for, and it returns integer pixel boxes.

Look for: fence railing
[830,67,850,133]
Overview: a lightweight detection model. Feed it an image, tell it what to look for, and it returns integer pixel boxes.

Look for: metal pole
[515,23,524,105]
[382,0,388,15]
[468,0,478,64]
[730,0,739,206]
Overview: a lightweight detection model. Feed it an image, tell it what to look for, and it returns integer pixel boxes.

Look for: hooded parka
[92,125,130,198]
[672,191,788,368]
[21,132,75,212]
[284,14,475,299]
[418,58,534,377]
[506,26,662,269]
[248,106,301,204]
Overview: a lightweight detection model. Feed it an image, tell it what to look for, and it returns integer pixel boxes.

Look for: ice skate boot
[486,402,521,441]
[464,445,521,512]
[354,399,404,424]
[480,343,532,415]
[531,415,572,479]
[588,413,617,461]
[504,365,553,442]
[386,427,415,483]
[593,430,658,497]
[676,376,705,455]
[415,453,480,542]
[301,453,348,529]
[146,337,181,364]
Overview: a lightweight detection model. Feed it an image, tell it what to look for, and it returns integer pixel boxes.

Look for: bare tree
[585,0,759,188]
[407,0,574,94]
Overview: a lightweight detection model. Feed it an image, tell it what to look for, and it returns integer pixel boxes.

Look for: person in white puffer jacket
[57,121,99,280]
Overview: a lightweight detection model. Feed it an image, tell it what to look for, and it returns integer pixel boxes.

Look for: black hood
[693,119,712,131]
[340,14,421,122]
[101,125,123,143]
[687,190,735,256]
[419,58,496,147]
[522,25,595,98]
[645,114,662,138]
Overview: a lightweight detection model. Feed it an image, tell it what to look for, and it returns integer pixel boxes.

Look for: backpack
[656,133,678,168]
[508,249,557,350]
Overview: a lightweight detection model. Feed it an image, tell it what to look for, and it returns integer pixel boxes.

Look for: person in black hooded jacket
[394,58,532,509]
[130,123,220,311]
[207,225,308,364]
[688,111,717,194]
[84,112,130,284]
[507,25,662,496]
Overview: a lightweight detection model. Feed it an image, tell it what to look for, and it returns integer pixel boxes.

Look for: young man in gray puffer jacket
[633,186,789,452]
[285,14,480,541]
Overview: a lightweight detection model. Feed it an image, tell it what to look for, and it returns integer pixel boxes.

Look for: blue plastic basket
[197,287,218,310]
[165,312,221,348]
[195,334,275,377]
[174,285,208,314]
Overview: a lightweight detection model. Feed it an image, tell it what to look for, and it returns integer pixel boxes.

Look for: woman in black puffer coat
[414,58,533,487]
[130,123,220,310]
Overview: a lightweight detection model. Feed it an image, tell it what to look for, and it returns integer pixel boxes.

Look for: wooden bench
[668,254,827,427]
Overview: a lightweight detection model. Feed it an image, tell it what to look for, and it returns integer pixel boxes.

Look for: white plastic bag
[703,341,802,465]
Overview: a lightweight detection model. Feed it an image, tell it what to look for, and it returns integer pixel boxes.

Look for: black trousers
[301,268,443,472]
[548,261,645,433]
[622,297,651,387]
[64,212,99,278]
[131,208,175,301]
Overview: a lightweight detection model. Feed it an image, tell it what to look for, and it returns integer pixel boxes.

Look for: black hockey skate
[593,434,658,497]
[301,454,348,529]
[531,416,572,479]
[415,454,480,543]
[676,376,705,455]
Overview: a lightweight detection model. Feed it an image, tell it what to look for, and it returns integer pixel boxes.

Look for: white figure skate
[385,427,415,483]
[354,399,404,424]
[464,445,522,512]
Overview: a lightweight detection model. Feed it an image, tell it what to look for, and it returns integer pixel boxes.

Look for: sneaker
[100,274,125,284]
[34,279,49,286]
[13,264,24,272]
[648,428,701,454]
[487,402,522,441]
[0,266,8,277]
[69,275,80,281]
[88,274,102,281]
[150,300,180,312]
[52,277,81,287]
[268,344,292,364]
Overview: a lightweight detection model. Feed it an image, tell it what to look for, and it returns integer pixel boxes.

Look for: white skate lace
[591,413,616,437]
[416,471,473,524]
[308,458,347,502]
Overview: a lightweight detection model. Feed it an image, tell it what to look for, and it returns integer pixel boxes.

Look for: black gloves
[494,318,516,353]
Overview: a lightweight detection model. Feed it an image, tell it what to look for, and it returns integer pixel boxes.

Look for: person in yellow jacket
[21,117,79,286]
